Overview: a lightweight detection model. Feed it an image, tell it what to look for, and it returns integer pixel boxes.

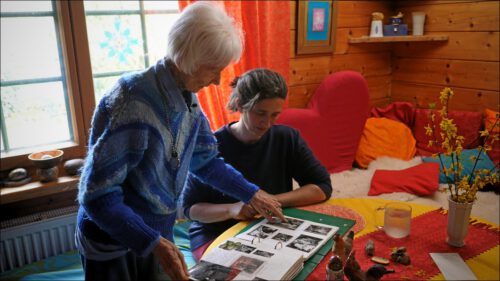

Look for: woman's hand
[249,189,286,222]
[229,202,257,220]
[153,237,189,280]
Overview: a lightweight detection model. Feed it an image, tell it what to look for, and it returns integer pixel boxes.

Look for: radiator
[0,206,78,273]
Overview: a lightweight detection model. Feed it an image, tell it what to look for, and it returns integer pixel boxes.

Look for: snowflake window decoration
[100,18,139,64]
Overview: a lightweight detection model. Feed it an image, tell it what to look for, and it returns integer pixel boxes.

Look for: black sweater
[181,123,332,250]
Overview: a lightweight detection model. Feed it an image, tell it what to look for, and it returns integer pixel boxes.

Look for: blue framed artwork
[297,0,337,55]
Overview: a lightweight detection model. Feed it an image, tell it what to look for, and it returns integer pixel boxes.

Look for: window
[0,1,179,173]
[83,1,180,102]
[1,1,75,155]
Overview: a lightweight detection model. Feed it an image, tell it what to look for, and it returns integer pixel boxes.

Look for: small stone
[396,247,406,254]
[4,177,31,187]
[41,154,53,160]
[366,264,393,280]
[391,246,408,261]
[391,252,399,261]
[39,166,58,182]
[396,255,411,265]
[8,168,28,181]
[365,239,375,256]
[371,256,390,265]
[63,158,84,176]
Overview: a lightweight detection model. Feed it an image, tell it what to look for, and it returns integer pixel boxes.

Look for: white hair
[166,2,244,75]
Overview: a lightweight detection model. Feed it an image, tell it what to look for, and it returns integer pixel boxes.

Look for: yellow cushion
[355,117,416,168]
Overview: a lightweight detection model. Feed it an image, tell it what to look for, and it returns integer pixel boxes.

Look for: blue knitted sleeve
[189,115,258,203]
[83,191,160,256]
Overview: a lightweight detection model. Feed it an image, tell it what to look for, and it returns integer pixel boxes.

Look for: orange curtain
[179,1,290,131]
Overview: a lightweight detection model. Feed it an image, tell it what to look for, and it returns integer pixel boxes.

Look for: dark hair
[227,68,287,112]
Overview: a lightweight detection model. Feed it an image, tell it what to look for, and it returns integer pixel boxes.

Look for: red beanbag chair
[413,109,483,156]
[277,71,369,173]
[369,163,440,196]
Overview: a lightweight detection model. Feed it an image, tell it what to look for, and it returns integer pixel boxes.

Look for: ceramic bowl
[28,149,64,169]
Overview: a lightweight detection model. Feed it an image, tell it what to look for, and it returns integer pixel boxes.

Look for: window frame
[1,1,94,173]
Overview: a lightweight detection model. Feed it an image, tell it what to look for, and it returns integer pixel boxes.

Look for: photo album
[189,215,339,281]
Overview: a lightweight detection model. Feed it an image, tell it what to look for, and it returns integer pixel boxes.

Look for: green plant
[425,87,499,203]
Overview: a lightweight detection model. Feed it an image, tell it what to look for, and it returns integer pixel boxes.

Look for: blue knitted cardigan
[76,59,258,258]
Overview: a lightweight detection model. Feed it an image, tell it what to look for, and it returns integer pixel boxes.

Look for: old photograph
[253,250,274,258]
[231,256,265,274]
[235,244,256,254]
[271,232,293,242]
[248,225,278,239]
[260,225,278,234]
[189,261,240,281]
[287,234,322,253]
[219,240,242,251]
[304,224,332,236]
[268,217,304,231]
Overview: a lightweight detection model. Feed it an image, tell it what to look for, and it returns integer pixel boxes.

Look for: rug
[305,209,500,280]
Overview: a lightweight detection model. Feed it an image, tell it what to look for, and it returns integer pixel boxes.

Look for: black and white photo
[235,244,256,254]
[231,256,265,274]
[189,261,240,281]
[268,217,304,231]
[287,234,322,253]
[253,250,274,258]
[271,233,293,242]
[304,224,332,236]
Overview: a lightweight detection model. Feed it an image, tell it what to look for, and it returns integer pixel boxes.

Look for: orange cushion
[355,118,416,168]
[369,163,440,196]
[484,109,499,164]
[485,109,500,133]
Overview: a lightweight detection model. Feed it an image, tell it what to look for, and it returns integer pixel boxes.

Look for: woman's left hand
[249,189,286,222]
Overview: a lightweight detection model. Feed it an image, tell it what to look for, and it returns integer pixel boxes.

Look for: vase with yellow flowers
[425,87,499,247]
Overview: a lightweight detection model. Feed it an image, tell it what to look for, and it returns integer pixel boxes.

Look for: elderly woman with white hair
[75,3,285,280]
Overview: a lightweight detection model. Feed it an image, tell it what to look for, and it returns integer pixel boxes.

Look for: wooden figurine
[332,233,394,281]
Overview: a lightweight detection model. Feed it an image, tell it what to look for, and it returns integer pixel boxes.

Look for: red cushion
[369,163,440,196]
[370,102,416,127]
[413,109,483,155]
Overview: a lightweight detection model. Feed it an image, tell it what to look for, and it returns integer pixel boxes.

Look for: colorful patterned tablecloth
[208,198,500,281]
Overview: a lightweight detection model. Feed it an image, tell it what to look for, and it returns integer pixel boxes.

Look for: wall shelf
[348,35,449,44]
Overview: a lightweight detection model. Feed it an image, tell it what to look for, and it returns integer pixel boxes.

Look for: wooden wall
[288,0,499,112]
[392,0,499,111]
[289,1,393,109]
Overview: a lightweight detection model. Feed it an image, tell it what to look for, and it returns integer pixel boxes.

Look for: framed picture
[296,0,337,55]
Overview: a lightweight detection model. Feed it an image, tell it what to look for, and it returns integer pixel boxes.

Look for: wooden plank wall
[392,0,499,111]
[289,1,393,108]
[288,1,499,113]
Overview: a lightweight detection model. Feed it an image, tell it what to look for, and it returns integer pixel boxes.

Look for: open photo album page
[235,215,339,260]
[189,215,339,280]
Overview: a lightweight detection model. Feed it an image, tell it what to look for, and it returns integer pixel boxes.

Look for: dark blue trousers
[80,251,170,281]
